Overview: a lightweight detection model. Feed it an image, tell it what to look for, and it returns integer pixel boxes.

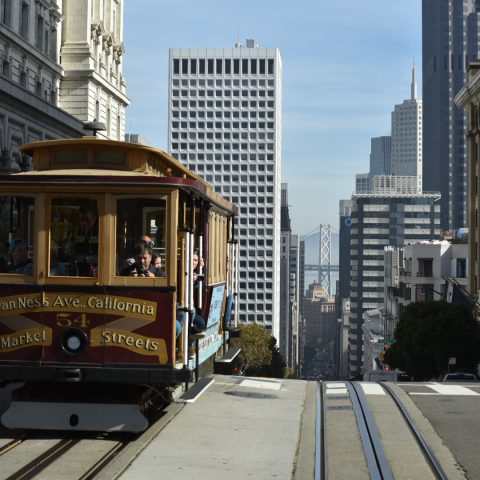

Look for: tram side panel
[0,285,177,370]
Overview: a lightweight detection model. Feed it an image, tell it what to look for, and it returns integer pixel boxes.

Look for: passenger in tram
[73,204,99,276]
[152,253,165,277]
[121,243,162,277]
[190,250,206,336]
[124,235,165,277]
[74,205,98,256]
[7,239,33,275]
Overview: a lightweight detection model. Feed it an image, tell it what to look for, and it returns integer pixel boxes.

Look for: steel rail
[78,440,131,480]
[0,435,28,456]
[347,382,394,480]
[4,438,79,480]
[315,381,327,480]
[380,382,449,480]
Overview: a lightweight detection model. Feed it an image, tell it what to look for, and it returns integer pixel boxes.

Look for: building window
[2,0,12,27]
[268,59,274,74]
[190,59,197,74]
[36,15,44,50]
[208,59,214,74]
[417,258,433,277]
[416,284,434,302]
[242,59,248,74]
[456,258,467,278]
[20,2,29,39]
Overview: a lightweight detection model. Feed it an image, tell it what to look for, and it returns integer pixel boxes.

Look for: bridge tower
[318,224,332,295]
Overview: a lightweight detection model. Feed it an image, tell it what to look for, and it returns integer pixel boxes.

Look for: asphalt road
[399,382,480,479]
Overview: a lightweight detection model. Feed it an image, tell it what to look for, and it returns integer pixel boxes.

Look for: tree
[230,324,272,374]
[259,336,286,378]
[384,301,480,380]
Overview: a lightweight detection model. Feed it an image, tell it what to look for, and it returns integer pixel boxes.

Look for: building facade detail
[455,61,480,300]
[0,0,129,173]
[58,0,129,140]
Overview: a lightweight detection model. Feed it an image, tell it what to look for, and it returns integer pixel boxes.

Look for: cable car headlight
[59,329,88,355]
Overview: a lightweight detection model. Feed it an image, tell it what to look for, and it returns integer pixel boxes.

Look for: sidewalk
[117,375,313,480]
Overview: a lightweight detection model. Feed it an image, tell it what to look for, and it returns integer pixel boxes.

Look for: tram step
[216,347,241,363]
[176,376,214,403]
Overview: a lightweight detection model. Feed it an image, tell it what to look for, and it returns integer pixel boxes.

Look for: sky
[122,0,422,236]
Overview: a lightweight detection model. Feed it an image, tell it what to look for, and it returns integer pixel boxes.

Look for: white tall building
[168,41,282,340]
[391,64,422,192]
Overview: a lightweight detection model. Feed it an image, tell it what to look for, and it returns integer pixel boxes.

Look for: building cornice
[61,69,130,105]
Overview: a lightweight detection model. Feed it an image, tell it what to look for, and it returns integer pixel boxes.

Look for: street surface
[1,377,480,479]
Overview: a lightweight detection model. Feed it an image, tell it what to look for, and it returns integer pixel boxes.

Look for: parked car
[442,373,478,382]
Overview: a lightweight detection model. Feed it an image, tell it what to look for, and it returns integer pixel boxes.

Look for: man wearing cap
[8,239,33,275]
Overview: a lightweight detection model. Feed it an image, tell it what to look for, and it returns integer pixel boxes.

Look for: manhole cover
[224,390,277,399]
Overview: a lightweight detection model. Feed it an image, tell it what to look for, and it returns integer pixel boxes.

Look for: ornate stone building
[0,0,129,173]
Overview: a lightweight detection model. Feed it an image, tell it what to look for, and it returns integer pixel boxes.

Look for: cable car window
[50,198,99,277]
[0,195,34,275]
[53,149,88,165]
[92,149,127,167]
[115,197,167,277]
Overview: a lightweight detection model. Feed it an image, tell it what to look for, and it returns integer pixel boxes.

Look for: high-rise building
[280,183,292,365]
[370,136,392,178]
[348,192,441,377]
[338,199,353,303]
[168,41,282,340]
[289,234,301,375]
[422,0,478,230]
[391,64,422,192]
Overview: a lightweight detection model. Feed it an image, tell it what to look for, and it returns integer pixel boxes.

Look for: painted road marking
[410,383,480,396]
[325,382,346,389]
[325,382,348,395]
[239,379,282,390]
[360,383,386,395]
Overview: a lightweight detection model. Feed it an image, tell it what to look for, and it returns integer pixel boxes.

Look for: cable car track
[0,435,28,457]
[0,434,132,480]
[315,381,450,480]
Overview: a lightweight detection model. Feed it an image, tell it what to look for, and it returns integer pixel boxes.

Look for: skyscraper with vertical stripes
[422,0,479,230]
[168,40,282,342]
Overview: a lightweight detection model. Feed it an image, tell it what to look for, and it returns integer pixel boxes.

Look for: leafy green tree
[384,301,480,380]
[230,323,272,374]
[259,336,286,378]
